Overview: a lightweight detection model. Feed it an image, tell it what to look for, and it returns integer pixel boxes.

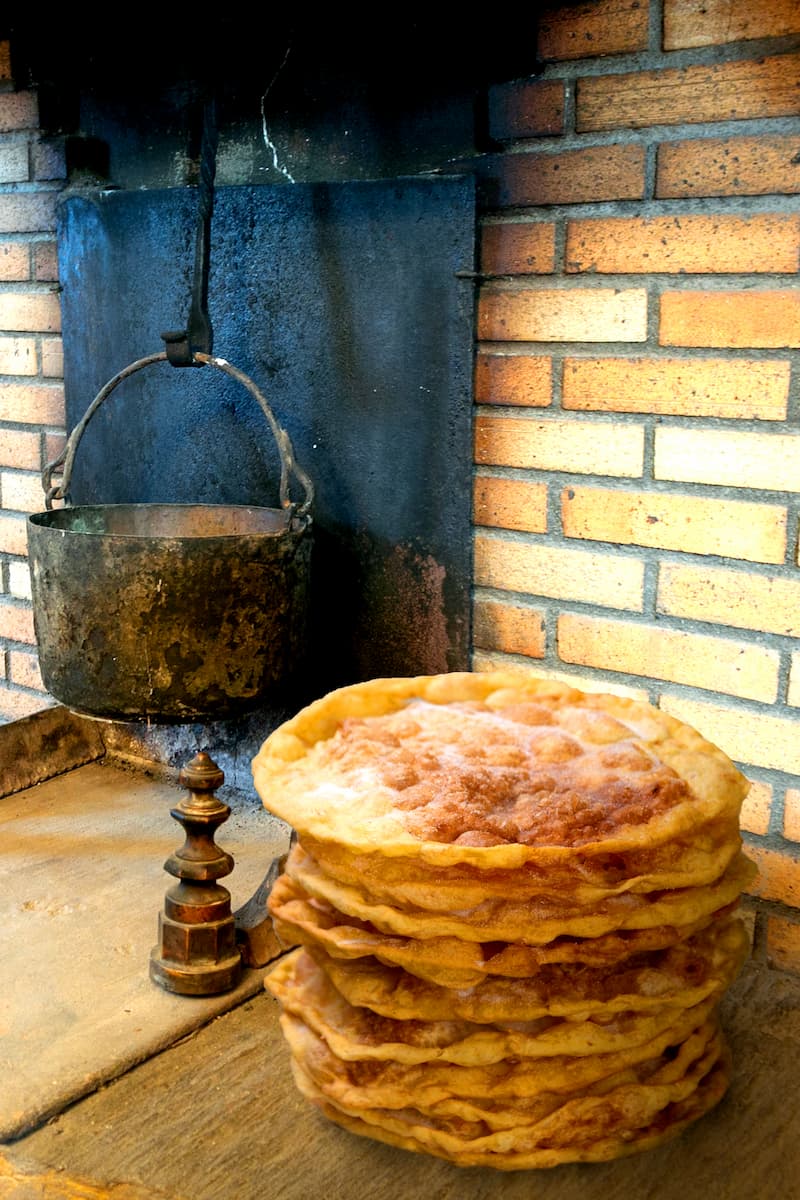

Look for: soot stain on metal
[347,535,450,679]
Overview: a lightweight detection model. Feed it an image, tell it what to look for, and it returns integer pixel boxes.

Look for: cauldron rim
[28,501,307,541]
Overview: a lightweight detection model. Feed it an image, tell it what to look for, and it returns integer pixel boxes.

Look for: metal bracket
[233,847,294,967]
[161,97,217,367]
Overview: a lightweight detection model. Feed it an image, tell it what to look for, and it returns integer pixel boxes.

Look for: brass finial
[149,751,242,995]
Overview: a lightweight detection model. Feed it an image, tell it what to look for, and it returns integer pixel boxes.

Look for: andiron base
[150,751,243,996]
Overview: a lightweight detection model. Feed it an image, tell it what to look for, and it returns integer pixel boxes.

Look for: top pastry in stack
[253,670,755,1171]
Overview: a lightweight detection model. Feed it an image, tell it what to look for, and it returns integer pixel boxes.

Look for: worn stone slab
[0,760,290,1141]
[0,705,105,800]
[8,958,800,1200]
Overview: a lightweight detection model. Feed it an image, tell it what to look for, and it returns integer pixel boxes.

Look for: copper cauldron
[27,352,314,723]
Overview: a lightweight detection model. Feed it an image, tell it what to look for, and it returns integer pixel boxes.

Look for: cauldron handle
[42,351,314,519]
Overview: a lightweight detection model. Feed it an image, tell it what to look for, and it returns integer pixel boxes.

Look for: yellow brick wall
[0,48,65,721]
[473,0,800,964]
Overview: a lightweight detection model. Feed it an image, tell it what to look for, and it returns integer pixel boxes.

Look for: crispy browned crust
[252,672,750,863]
[284,842,756,944]
[268,870,740,984]
[265,947,722,1065]
[288,1038,731,1171]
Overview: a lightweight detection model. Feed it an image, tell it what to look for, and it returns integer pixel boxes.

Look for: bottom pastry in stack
[254,671,755,1170]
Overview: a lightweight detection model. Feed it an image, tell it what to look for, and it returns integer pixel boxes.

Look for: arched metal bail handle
[42,351,314,520]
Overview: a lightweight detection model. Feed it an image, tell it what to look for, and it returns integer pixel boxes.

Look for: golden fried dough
[288,1042,731,1170]
[287,1016,720,1129]
[252,672,748,862]
[277,1001,720,1108]
[269,871,739,986]
[285,842,756,945]
[265,949,723,1065]
[303,917,748,1023]
[256,671,753,1169]
[297,818,743,907]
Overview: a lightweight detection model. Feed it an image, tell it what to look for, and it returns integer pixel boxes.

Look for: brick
[740,780,772,837]
[664,0,800,49]
[0,427,40,469]
[474,532,645,608]
[481,222,556,276]
[473,596,546,658]
[562,356,789,420]
[561,486,787,563]
[45,432,66,462]
[0,686,53,722]
[566,214,800,274]
[0,335,36,375]
[0,383,65,424]
[660,290,800,348]
[1,469,45,512]
[475,353,552,407]
[660,693,800,775]
[482,145,646,208]
[7,560,32,600]
[656,135,800,199]
[538,0,649,60]
[577,53,800,132]
[784,788,800,841]
[0,597,35,643]
[0,292,61,334]
[658,562,800,637]
[557,611,779,701]
[33,241,59,282]
[0,511,28,555]
[0,192,57,234]
[654,427,800,491]
[8,647,43,690]
[0,140,29,183]
[0,242,30,281]
[766,915,800,974]
[474,414,644,476]
[479,287,648,343]
[746,845,800,908]
[32,137,67,181]
[472,476,548,533]
[0,92,39,133]
[40,335,63,377]
[487,78,566,140]
[786,652,800,707]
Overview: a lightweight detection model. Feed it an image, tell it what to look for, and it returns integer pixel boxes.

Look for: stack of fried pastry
[253,671,755,1171]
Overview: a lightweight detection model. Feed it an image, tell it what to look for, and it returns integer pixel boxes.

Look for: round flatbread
[265,949,723,1065]
[302,917,748,1023]
[285,842,756,945]
[268,870,739,986]
[252,672,749,870]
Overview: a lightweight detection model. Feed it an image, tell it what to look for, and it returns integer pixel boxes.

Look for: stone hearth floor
[0,758,289,1144]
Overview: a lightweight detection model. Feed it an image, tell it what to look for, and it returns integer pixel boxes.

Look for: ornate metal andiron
[150,751,243,995]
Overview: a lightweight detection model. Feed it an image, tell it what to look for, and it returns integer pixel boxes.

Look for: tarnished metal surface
[27,504,312,722]
[150,752,242,996]
[233,849,292,968]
